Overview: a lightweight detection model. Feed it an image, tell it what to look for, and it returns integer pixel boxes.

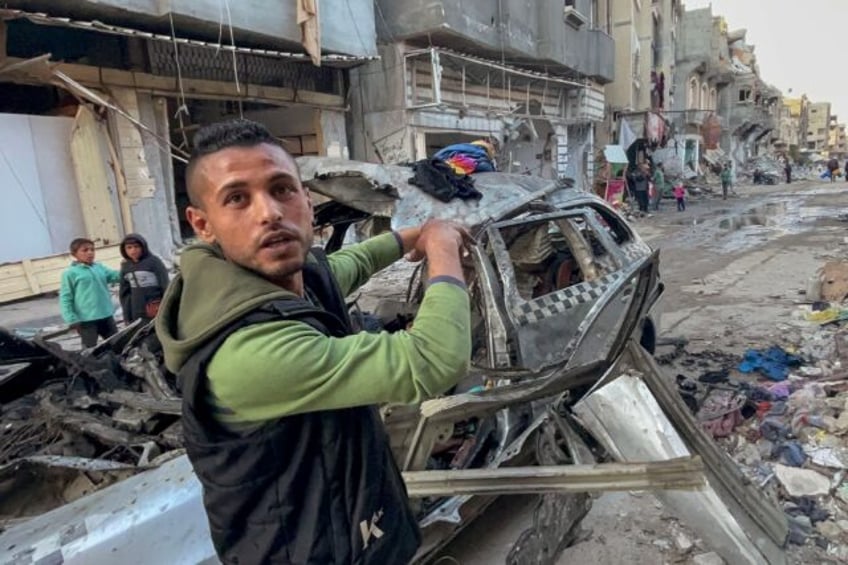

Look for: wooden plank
[70,105,121,244]
[280,137,303,155]
[0,275,31,294]
[301,135,319,154]
[19,259,41,294]
[403,457,705,498]
[2,57,344,109]
[99,390,181,416]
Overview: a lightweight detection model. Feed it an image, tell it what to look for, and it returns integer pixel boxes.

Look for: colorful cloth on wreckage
[433,143,496,175]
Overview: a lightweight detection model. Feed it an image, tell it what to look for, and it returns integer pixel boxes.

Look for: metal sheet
[297,157,562,231]
[0,455,216,565]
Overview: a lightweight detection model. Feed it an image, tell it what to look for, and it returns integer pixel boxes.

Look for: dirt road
[434,178,848,564]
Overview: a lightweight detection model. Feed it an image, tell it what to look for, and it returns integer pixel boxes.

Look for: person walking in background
[720,163,732,200]
[59,238,121,348]
[651,163,666,211]
[673,183,686,212]
[828,158,839,183]
[119,233,170,323]
[629,164,650,214]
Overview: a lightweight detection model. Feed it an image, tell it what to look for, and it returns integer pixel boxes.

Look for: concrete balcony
[3,0,377,57]
[375,0,612,82]
[564,29,615,83]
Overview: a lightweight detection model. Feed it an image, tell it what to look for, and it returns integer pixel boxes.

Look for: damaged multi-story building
[774,96,808,159]
[828,116,847,161]
[603,0,682,154]
[0,0,378,303]
[349,0,613,184]
[665,6,780,174]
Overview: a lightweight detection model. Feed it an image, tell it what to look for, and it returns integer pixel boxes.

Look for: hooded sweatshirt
[156,232,471,423]
[119,234,170,323]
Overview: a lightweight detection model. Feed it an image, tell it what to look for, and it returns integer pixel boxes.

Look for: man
[156,119,472,564]
[651,163,666,211]
[628,163,650,214]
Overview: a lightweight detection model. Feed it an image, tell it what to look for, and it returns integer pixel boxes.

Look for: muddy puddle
[705,198,843,253]
[718,202,787,231]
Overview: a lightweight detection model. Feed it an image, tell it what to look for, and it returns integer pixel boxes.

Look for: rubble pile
[0,322,180,522]
[669,297,848,560]
[740,155,783,181]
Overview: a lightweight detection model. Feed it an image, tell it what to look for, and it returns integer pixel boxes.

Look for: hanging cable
[222,0,243,117]
[168,9,191,150]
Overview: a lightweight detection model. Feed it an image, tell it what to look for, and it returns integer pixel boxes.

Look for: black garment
[722,181,729,200]
[119,234,169,323]
[78,316,117,348]
[634,190,649,212]
[629,170,649,213]
[408,159,483,203]
[178,249,421,565]
[676,197,686,212]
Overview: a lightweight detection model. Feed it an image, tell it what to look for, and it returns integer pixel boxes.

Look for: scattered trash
[738,346,801,381]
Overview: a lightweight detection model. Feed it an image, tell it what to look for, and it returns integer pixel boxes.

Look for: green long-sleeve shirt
[206,235,472,424]
[59,261,120,324]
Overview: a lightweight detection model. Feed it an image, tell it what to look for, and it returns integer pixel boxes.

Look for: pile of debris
[667,290,848,560]
[0,321,181,525]
[740,155,784,182]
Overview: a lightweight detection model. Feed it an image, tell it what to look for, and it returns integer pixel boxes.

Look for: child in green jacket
[59,238,121,348]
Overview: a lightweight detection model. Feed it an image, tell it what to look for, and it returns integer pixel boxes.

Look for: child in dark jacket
[119,234,170,323]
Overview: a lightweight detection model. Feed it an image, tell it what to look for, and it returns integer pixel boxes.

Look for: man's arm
[59,270,79,325]
[327,228,422,297]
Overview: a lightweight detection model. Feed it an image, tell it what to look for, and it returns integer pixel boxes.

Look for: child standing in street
[119,233,170,323]
[720,164,732,200]
[674,183,686,212]
[59,238,121,348]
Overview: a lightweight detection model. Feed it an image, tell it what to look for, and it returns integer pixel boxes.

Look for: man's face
[74,244,95,265]
[185,143,314,288]
[125,242,143,262]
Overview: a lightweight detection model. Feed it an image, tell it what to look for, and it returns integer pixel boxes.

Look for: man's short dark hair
[185,119,290,207]
[69,238,94,254]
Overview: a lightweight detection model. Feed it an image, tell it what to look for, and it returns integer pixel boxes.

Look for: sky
[684,0,845,119]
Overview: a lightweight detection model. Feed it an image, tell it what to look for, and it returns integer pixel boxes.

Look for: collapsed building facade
[349,0,612,185]
[0,0,376,303]
[666,7,781,174]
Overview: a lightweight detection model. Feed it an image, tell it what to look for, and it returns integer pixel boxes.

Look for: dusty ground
[433,178,848,564]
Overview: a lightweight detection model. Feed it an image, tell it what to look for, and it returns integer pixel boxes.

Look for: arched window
[688,77,699,110]
[700,84,708,110]
[710,88,718,111]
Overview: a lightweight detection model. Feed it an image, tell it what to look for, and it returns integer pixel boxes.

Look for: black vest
[178,250,421,564]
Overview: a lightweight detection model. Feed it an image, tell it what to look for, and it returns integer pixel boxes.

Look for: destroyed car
[0,160,787,565]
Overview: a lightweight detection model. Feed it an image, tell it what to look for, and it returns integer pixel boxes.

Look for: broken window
[738,88,752,103]
[497,214,618,302]
[688,77,699,110]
